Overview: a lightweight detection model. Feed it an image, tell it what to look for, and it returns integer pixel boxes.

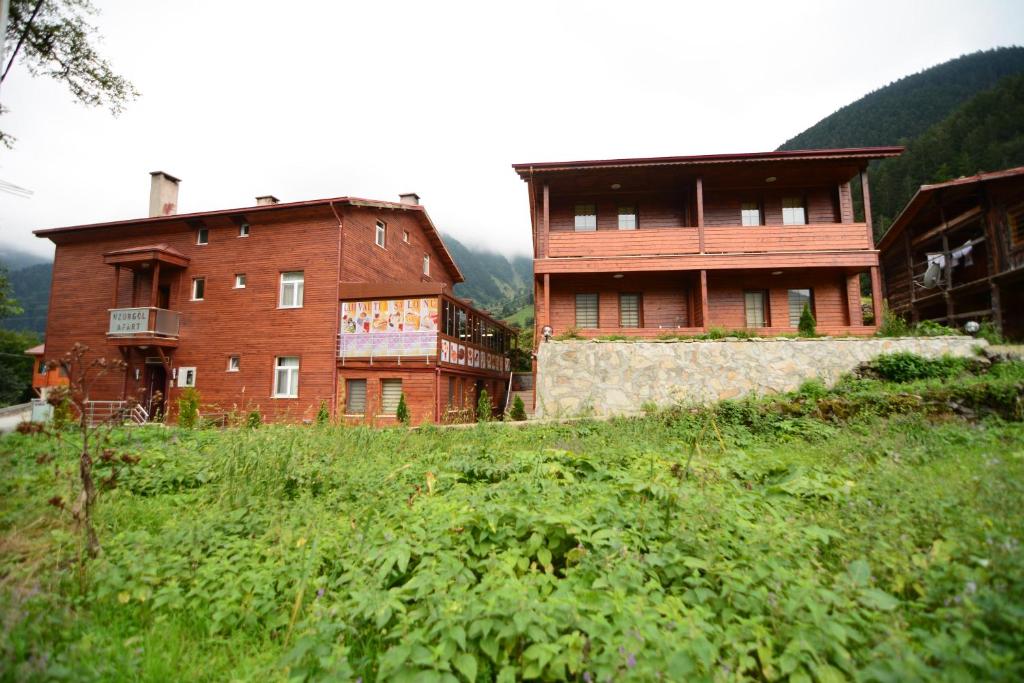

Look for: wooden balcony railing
[107,307,181,340]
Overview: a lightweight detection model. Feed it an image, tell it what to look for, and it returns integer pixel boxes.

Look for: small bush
[510,394,527,421]
[246,409,262,429]
[877,304,910,337]
[396,393,410,425]
[867,352,969,383]
[976,322,1005,345]
[912,320,959,337]
[476,389,492,423]
[554,326,582,340]
[798,302,817,337]
[178,388,200,429]
[316,400,330,426]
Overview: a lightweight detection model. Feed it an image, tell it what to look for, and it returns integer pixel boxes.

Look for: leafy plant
[798,302,817,337]
[510,394,527,421]
[177,388,200,429]
[246,409,262,429]
[476,389,491,423]
[396,393,410,426]
[877,303,911,337]
[912,319,959,337]
[866,352,969,383]
[553,326,582,341]
[316,400,330,426]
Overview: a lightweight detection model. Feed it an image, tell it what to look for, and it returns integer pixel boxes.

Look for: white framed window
[345,379,367,414]
[788,289,813,327]
[575,293,599,327]
[574,203,597,232]
[196,228,209,245]
[191,277,205,301]
[273,356,299,398]
[744,290,767,328]
[227,355,240,372]
[618,205,637,230]
[375,221,386,248]
[403,229,410,243]
[741,201,762,226]
[422,254,430,276]
[381,379,402,415]
[238,223,250,237]
[234,273,246,289]
[782,197,806,225]
[177,366,196,388]
[279,271,304,308]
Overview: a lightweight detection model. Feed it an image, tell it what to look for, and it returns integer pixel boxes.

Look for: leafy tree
[476,389,491,423]
[2,0,139,148]
[316,400,330,426]
[0,265,23,319]
[177,388,199,428]
[395,393,410,425]
[798,303,817,337]
[510,394,527,421]
[0,266,36,406]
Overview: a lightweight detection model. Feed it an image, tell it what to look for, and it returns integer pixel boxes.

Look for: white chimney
[256,195,280,206]
[399,192,420,206]
[149,171,181,217]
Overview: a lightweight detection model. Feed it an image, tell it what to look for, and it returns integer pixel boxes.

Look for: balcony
[107,307,181,346]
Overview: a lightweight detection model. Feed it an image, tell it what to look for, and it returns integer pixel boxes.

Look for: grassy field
[1,358,1023,681]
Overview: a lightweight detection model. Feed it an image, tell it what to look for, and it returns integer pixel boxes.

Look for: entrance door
[144,363,167,419]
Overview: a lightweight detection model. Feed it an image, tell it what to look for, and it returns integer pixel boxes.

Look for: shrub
[316,400,330,426]
[395,393,410,425]
[554,326,582,340]
[877,303,910,337]
[177,388,200,429]
[912,320,959,337]
[246,409,262,429]
[476,389,491,422]
[510,394,527,421]
[798,302,817,337]
[867,352,969,383]
[976,321,1005,345]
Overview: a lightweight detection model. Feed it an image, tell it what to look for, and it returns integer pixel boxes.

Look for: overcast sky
[1,0,1022,260]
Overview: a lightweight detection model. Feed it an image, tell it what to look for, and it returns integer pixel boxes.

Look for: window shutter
[346,379,367,414]
[381,379,403,415]
[575,293,599,327]
[788,289,812,327]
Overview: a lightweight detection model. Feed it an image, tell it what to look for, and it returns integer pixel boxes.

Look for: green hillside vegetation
[1,262,52,335]
[2,358,1023,679]
[444,234,532,316]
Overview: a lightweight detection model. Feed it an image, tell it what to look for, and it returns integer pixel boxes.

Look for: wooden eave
[102,243,191,268]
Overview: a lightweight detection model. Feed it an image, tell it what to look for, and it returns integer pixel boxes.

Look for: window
[375,221,386,248]
[618,205,637,230]
[788,289,813,327]
[239,223,250,237]
[227,355,240,372]
[178,366,196,388]
[191,277,205,301]
[403,229,410,243]
[619,294,641,328]
[1009,202,1024,247]
[423,254,430,276]
[38,361,47,375]
[279,271,304,308]
[381,379,402,415]
[574,203,597,232]
[741,201,762,226]
[234,273,246,289]
[345,379,367,414]
[575,293,599,327]
[744,290,767,328]
[448,377,456,408]
[196,228,209,245]
[782,197,806,225]
[273,357,299,397]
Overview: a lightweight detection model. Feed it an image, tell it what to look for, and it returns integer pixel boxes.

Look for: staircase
[507,372,536,418]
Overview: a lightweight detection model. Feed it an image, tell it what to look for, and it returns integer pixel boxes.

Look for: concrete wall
[535,336,985,418]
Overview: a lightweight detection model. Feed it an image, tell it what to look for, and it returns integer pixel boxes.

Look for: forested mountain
[2,262,51,334]
[444,234,533,319]
[780,47,1024,151]
[780,47,1024,238]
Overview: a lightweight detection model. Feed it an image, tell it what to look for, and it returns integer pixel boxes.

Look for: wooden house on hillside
[877,167,1024,338]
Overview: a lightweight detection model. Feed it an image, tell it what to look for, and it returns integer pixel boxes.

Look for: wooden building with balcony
[513,147,903,342]
[35,173,512,424]
[877,166,1024,338]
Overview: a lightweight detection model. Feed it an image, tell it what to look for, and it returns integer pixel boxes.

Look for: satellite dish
[922,260,942,289]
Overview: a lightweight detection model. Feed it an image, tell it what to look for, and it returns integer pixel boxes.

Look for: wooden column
[543,273,551,333]
[940,227,954,322]
[150,262,161,308]
[846,273,861,326]
[699,269,709,330]
[696,177,705,253]
[542,183,550,259]
[980,186,1004,333]
[869,266,883,327]
[112,265,121,308]
[860,169,874,246]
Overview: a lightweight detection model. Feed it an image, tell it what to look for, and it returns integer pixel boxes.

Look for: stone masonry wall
[535,337,986,418]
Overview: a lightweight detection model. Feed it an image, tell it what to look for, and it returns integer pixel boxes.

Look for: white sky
[0,0,1022,260]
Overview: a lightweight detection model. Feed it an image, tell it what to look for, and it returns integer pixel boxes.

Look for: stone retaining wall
[535,337,985,418]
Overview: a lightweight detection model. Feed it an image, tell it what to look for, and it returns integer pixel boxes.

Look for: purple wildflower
[626,652,636,669]
[583,672,592,683]
[317,587,325,599]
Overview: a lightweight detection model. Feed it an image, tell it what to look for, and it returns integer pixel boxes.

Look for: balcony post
[870,266,883,328]
[860,168,874,246]
[846,273,862,326]
[542,182,550,259]
[543,273,551,335]
[112,265,120,308]
[150,261,161,309]
[696,176,705,253]
[699,269,709,331]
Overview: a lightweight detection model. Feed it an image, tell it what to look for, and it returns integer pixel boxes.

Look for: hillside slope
[779,46,1024,150]
[445,234,532,317]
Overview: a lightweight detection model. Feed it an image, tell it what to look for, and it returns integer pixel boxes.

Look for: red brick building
[513,147,902,342]
[35,173,512,424]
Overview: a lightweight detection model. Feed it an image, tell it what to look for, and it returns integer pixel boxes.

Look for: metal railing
[108,307,181,339]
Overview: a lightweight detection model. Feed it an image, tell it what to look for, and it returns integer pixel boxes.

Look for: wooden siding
[549,193,688,232]
[549,229,699,257]
[703,187,839,227]
[337,367,437,425]
[546,273,698,332]
[535,250,879,274]
[340,206,457,287]
[704,223,871,253]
